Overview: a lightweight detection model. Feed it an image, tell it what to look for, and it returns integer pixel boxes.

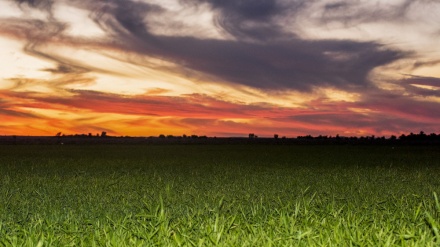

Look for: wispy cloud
[1,87,438,136]
[82,0,408,91]
[1,0,409,92]
[0,0,439,136]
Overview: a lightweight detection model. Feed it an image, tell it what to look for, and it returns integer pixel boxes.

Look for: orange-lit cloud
[1,86,439,137]
[0,0,439,137]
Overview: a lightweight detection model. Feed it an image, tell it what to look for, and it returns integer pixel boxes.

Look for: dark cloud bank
[9,0,420,92]
[90,0,409,92]
[4,0,439,135]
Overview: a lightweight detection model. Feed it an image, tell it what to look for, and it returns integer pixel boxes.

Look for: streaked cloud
[0,0,439,136]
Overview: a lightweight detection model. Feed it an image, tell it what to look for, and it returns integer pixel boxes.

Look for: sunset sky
[0,0,439,137]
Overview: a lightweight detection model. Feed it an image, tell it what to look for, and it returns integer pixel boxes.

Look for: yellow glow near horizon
[1,0,439,137]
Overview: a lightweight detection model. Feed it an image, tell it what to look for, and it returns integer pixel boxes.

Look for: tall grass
[0,144,439,246]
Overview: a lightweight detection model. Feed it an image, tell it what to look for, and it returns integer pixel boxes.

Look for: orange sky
[1,0,439,137]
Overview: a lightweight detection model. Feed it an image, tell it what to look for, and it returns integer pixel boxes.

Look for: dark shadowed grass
[0,144,439,246]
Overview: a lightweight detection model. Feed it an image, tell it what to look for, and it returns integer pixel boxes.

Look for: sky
[0,0,439,137]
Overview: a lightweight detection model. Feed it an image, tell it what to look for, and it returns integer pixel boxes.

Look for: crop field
[0,144,439,246]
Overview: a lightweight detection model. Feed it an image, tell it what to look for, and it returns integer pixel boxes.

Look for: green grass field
[0,144,439,246]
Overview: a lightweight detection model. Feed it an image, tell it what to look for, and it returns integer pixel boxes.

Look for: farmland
[0,144,439,246]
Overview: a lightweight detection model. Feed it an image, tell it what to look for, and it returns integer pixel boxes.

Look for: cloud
[0,92,42,133]
[180,0,299,41]
[71,0,404,92]
[397,75,440,97]
[0,104,39,119]
[2,0,414,93]
[3,0,434,94]
[24,90,283,118]
[3,87,438,136]
[1,0,439,136]
[316,0,438,26]
[359,92,440,124]
[41,64,86,74]
[13,0,55,16]
[5,74,96,93]
[412,60,440,70]
[0,14,93,83]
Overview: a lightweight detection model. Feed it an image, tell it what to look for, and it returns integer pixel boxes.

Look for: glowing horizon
[1,0,439,137]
